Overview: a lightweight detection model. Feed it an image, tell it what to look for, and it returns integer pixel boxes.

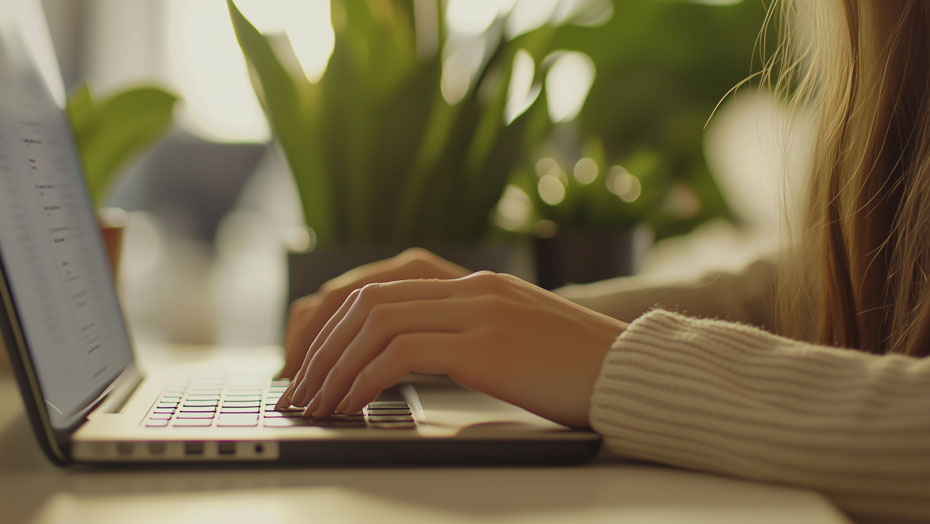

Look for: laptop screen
[0,0,133,430]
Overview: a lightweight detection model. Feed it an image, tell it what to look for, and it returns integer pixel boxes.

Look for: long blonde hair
[771,0,930,357]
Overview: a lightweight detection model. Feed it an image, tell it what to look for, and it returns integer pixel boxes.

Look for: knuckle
[469,270,503,290]
[355,282,383,307]
[400,247,430,261]
[398,248,435,272]
[318,277,339,295]
[323,287,353,311]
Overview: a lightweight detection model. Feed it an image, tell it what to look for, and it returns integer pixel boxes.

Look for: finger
[278,288,362,409]
[306,299,474,417]
[323,332,459,417]
[325,248,469,292]
[291,277,486,406]
[279,295,319,379]
[281,251,465,379]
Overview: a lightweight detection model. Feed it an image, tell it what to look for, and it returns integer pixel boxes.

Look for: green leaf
[67,85,178,206]
[227,0,334,243]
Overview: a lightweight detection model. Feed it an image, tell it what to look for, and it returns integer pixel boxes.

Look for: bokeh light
[573,157,598,184]
[606,165,642,203]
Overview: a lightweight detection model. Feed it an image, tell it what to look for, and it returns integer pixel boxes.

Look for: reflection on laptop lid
[0,0,135,461]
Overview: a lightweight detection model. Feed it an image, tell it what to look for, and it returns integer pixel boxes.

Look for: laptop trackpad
[402,379,574,438]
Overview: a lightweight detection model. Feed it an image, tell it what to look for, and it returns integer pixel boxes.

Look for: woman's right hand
[279,248,470,379]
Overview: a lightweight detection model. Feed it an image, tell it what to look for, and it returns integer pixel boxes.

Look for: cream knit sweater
[559,259,930,523]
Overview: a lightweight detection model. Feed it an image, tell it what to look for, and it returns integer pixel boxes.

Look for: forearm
[557,257,779,329]
[590,309,930,523]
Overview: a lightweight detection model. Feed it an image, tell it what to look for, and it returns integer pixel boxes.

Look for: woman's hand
[281,248,470,379]
[278,269,627,428]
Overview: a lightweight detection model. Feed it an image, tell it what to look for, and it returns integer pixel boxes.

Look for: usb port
[147,442,166,455]
[184,441,204,455]
[218,441,236,455]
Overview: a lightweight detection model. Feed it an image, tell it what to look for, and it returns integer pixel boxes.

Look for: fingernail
[275,384,295,409]
[292,381,309,405]
[335,396,349,413]
[305,393,320,414]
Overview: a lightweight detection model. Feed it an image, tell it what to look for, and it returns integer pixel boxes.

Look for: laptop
[0,0,600,466]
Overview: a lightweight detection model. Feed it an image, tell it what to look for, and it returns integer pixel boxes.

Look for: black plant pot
[285,244,535,311]
[534,226,652,290]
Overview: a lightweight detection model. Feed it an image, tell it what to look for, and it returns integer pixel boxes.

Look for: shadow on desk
[0,403,848,524]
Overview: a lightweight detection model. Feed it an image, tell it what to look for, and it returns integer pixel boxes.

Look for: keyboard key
[363,409,410,416]
[145,419,170,427]
[179,407,217,413]
[183,401,219,408]
[186,395,220,401]
[367,402,409,410]
[217,414,259,427]
[148,413,173,420]
[173,419,213,427]
[262,411,303,418]
[176,412,215,419]
[219,407,260,414]
[269,404,303,412]
[262,417,319,428]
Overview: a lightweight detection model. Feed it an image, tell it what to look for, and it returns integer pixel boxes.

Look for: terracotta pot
[98,207,128,277]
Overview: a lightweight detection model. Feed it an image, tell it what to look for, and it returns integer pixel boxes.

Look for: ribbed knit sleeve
[558,256,779,329]
[589,309,930,523]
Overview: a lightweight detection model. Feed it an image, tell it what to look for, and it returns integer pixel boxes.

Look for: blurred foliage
[229,0,557,246]
[229,0,770,245]
[67,84,179,207]
[525,0,770,238]
[512,136,668,232]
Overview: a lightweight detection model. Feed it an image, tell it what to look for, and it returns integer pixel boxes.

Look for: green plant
[519,0,770,239]
[67,84,179,207]
[511,137,668,233]
[230,0,768,247]
[228,0,560,246]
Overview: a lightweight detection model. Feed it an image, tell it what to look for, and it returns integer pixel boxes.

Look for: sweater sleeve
[589,309,930,523]
[557,256,779,329]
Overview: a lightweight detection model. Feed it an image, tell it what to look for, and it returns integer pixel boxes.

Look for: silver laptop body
[0,0,600,466]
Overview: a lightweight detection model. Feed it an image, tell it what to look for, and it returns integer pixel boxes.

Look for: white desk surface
[0,346,850,524]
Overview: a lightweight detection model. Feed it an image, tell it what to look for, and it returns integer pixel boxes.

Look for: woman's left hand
[280,271,627,428]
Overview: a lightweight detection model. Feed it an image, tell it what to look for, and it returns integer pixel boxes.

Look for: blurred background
[39,0,813,348]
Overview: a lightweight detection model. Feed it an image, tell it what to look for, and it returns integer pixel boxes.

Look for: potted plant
[227,0,577,301]
[229,0,766,300]
[509,137,660,289]
[500,0,768,288]
[66,84,179,275]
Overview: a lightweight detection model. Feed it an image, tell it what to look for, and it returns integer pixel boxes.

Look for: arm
[591,309,930,523]
[558,256,778,329]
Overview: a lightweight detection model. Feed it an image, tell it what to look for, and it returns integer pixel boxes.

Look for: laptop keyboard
[143,375,415,430]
